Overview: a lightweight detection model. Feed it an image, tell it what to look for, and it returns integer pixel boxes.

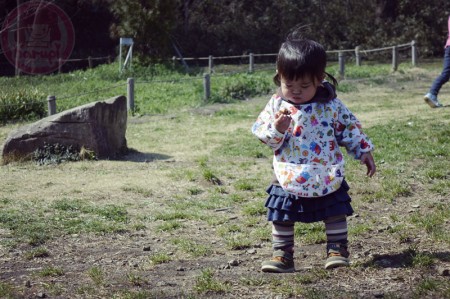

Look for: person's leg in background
[425,46,450,108]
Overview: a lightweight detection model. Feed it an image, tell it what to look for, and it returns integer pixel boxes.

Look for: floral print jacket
[252,82,374,197]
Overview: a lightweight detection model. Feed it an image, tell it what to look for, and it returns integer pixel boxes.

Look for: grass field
[0,62,449,298]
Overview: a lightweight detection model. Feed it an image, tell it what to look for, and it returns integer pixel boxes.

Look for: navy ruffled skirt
[265,180,353,223]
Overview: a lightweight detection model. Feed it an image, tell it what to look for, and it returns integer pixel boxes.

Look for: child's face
[279,75,321,104]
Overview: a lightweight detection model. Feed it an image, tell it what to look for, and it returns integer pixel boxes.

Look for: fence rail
[173,40,418,75]
[57,55,112,74]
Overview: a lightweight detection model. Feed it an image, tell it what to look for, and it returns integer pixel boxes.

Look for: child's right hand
[274,109,291,133]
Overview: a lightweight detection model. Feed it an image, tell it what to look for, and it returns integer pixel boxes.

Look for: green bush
[211,73,272,103]
[0,89,46,123]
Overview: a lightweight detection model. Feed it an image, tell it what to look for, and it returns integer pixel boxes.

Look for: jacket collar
[279,81,336,105]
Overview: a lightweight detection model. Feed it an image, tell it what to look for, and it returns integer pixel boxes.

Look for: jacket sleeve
[251,95,286,151]
[334,99,374,159]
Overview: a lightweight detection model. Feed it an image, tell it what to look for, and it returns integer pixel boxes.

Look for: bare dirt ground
[1,71,450,299]
[1,172,449,299]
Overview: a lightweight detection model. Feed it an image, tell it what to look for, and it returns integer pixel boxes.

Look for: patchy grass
[87,266,105,286]
[37,266,65,277]
[148,252,172,265]
[24,247,50,260]
[194,268,231,294]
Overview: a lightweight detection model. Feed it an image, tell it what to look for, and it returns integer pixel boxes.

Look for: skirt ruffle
[265,180,353,223]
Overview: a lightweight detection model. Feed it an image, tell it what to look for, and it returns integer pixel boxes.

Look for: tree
[108,0,178,61]
[2,0,450,70]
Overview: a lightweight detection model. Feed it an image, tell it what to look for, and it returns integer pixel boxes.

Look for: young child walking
[252,33,376,272]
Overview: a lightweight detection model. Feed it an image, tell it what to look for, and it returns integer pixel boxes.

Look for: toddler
[252,33,376,272]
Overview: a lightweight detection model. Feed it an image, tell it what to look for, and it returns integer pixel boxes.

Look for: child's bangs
[277,55,314,81]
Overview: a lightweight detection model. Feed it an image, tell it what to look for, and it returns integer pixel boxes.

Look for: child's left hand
[360,152,376,177]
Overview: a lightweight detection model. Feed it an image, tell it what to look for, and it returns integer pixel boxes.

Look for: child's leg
[261,221,295,273]
[323,214,350,269]
[324,214,348,245]
[271,221,295,253]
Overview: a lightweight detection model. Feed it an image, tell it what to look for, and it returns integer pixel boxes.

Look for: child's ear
[273,70,281,86]
[315,74,325,87]
[315,74,326,86]
[319,73,326,82]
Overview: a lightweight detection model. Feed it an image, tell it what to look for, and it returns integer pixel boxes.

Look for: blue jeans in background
[429,46,450,96]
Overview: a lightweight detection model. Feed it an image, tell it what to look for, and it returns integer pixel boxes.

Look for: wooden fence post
[58,58,62,74]
[47,95,56,116]
[411,40,417,67]
[338,51,345,78]
[208,55,213,74]
[392,46,398,71]
[88,56,93,68]
[249,53,254,73]
[355,46,361,66]
[127,77,135,112]
[203,73,210,101]
[172,56,177,68]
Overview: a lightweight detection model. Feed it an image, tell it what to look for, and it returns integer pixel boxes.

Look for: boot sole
[261,265,295,273]
[325,259,349,269]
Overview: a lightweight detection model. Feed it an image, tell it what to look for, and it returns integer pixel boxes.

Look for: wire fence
[0,40,419,118]
[58,55,113,74]
[172,41,417,76]
[0,55,114,77]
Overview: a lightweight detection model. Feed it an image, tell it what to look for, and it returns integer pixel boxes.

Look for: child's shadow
[362,248,450,268]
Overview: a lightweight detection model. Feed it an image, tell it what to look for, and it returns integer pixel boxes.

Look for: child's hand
[360,152,376,177]
[274,109,291,133]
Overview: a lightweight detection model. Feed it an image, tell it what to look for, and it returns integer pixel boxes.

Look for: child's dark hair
[273,32,337,87]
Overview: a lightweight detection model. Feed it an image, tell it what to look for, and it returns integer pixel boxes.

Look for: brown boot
[325,243,350,269]
[261,250,295,273]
